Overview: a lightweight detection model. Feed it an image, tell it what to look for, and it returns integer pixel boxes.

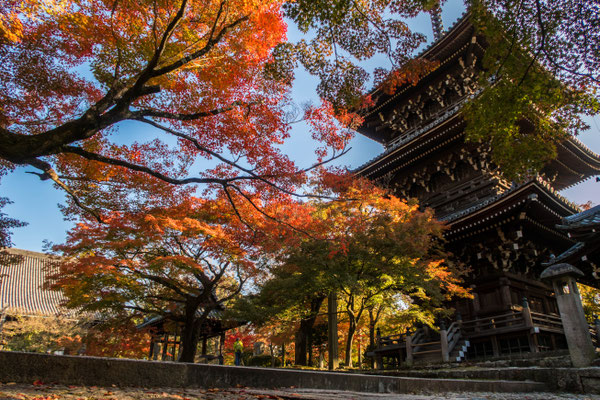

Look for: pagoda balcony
[367,305,571,367]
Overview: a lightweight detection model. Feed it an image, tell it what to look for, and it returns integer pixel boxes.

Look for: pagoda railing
[446,321,463,355]
[530,311,563,331]
[378,332,408,348]
[460,310,525,336]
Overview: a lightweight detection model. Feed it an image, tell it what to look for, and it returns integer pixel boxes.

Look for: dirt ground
[2,382,600,400]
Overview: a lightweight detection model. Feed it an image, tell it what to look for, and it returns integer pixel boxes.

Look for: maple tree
[0,314,89,354]
[578,283,600,324]
[241,176,469,367]
[51,194,264,363]
[0,197,26,249]
[0,0,441,233]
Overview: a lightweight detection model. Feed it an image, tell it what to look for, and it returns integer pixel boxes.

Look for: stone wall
[0,351,544,394]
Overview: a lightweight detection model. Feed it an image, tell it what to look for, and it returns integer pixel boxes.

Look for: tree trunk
[281,341,286,366]
[294,329,307,365]
[345,312,357,367]
[178,302,209,363]
[368,308,376,369]
[294,296,325,365]
[179,318,201,362]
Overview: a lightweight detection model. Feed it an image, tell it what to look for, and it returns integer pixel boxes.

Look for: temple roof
[138,314,245,338]
[358,12,474,144]
[361,12,471,111]
[443,176,585,255]
[539,206,600,285]
[0,248,73,317]
[443,176,580,225]
[549,204,600,262]
[560,204,600,229]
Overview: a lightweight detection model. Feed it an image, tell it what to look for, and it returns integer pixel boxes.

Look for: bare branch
[133,100,251,121]
[61,145,219,185]
[26,158,104,223]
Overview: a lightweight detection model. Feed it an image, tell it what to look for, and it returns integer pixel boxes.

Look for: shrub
[246,354,281,367]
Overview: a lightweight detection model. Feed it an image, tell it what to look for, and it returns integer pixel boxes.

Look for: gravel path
[2,383,600,400]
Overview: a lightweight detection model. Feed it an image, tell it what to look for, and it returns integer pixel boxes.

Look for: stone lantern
[540,263,596,367]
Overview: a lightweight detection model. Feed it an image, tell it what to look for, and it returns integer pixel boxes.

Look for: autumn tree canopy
[0,0,442,237]
[0,197,26,248]
[51,194,265,362]
[239,178,469,367]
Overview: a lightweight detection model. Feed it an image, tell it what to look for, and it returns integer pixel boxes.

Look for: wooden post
[594,316,600,347]
[328,291,339,370]
[201,337,207,355]
[405,334,413,366]
[173,324,179,361]
[491,335,500,357]
[440,321,449,362]
[522,297,538,352]
[500,278,512,308]
[148,337,155,360]
[151,342,160,360]
[161,333,168,361]
[219,332,225,365]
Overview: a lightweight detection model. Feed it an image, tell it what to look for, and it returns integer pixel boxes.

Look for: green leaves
[464,0,600,180]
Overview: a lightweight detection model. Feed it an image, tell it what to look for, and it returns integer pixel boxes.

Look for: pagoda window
[499,336,530,355]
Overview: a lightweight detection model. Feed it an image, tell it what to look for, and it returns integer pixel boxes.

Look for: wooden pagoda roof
[355,13,600,189]
[542,205,600,285]
[358,12,475,144]
[443,176,580,247]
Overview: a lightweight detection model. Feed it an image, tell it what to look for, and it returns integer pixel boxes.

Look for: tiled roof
[559,204,600,229]
[363,11,470,100]
[441,175,580,223]
[542,242,585,266]
[0,248,71,316]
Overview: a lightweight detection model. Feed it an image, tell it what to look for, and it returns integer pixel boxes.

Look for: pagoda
[358,13,600,363]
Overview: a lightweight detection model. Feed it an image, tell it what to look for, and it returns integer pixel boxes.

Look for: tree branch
[152,13,249,77]
[133,100,251,121]
[25,158,104,223]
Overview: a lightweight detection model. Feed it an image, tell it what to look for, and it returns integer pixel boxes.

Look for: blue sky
[2,2,599,252]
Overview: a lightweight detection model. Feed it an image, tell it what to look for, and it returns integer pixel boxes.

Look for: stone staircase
[368,321,470,367]
[448,338,470,362]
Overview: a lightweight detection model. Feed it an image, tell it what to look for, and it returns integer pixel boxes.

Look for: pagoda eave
[444,179,580,244]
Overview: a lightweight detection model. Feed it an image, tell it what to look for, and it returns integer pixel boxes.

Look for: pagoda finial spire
[430,2,444,41]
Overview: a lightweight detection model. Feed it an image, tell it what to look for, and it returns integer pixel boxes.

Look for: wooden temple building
[139,312,244,363]
[358,13,600,364]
